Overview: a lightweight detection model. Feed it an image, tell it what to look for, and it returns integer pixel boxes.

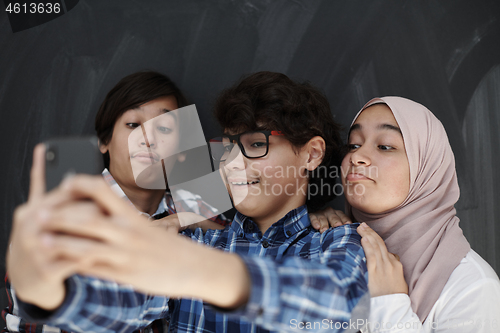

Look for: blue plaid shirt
[16,206,368,333]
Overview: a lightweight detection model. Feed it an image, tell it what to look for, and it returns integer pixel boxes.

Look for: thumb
[28,144,46,202]
[390,252,401,261]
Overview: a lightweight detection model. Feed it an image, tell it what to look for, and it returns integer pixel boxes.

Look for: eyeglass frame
[208,130,284,161]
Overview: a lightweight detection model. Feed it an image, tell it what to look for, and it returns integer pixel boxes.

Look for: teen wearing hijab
[342,97,500,332]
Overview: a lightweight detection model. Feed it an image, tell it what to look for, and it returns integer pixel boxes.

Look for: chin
[234,198,261,217]
[350,202,388,215]
[347,197,371,213]
[134,163,166,189]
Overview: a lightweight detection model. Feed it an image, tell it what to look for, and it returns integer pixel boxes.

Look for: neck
[253,196,306,234]
[253,217,276,235]
[118,181,165,216]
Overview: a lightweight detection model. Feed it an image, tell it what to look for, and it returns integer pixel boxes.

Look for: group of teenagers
[3,70,500,333]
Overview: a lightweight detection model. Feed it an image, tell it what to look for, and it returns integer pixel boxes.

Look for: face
[220,131,313,225]
[100,96,182,190]
[341,104,410,214]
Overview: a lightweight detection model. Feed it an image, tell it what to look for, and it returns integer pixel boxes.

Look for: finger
[28,144,46,202]
[334,210,352,225]
[390,252,401,262]
[45,258,87,282]
[358,223,392,262]
[42,202,126,243]
[13,184,79,234]
[317,215,330,232]
[43,233,128,266]
[155,215,181,233]
[61,175,136,218]
[359,235,379,260]
[75,263,117,284]
[176,212,207,228]
[360,237,380,271]
[323,208,344,228]
[309,214,321,230]
[76,263,133,290]
[323,207,334,215]
[357,224,384,268]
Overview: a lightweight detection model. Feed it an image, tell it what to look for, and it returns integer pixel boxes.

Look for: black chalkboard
[1,0,499,314]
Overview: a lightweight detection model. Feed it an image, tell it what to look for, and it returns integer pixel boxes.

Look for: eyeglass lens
[209,132,268,161]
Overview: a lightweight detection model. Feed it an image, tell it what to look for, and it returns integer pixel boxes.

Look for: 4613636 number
[5,2,61,14]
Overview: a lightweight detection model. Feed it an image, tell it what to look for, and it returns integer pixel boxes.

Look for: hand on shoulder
[309,207,352,233]
[357,222,408,297]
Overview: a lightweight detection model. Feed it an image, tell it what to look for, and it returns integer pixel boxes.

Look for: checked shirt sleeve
[227,225,368,332]
[15,275,171,333]
[2,275,70,333]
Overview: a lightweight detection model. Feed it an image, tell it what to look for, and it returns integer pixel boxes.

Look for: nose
[224,145,246,170]
[140,123,156,148]
[350,146,371,166]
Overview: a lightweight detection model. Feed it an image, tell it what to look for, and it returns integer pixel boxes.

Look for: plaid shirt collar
[101,168,170,219]
[230,204,310,240]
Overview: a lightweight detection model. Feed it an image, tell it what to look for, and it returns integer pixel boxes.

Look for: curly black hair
[214,71,343,211]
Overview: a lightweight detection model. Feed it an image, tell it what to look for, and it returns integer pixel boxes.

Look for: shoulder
[304,223,365,266]
[316,223,363,249]
[428,250,500,328]
[443,249,500,291]
[171,189,231,225]
[181,225,233,248]
[171,189,205,215]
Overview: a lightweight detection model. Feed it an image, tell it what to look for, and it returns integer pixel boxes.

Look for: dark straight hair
[95,71,188,168]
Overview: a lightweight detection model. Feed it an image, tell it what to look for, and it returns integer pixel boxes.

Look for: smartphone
[44,136,104,191]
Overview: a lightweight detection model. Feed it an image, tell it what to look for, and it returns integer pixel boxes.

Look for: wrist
[15,281,66,311]
[186,245,250,308]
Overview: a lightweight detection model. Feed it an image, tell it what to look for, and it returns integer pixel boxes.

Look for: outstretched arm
[18,193,367,332]
[10,154,367,332]
[27,175,250,307]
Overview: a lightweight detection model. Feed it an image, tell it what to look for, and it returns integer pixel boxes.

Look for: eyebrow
[161,108,177,121]
[131,107,178,121]
[131,107,174,113]
[349,123,402,136]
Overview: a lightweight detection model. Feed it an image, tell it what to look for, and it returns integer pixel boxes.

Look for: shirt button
[239,233,244,238]
[248,224,254,231]
[286,230,292,236]
[262,240,269,248]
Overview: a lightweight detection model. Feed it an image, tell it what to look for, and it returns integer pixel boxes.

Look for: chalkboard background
[1,0,499,314]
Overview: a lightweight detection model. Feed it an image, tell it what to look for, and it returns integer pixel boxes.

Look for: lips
[346,172,372,182]
[131,151,160,163]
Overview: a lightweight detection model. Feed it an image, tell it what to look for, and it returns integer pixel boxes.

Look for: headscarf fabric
[347,97,470,322]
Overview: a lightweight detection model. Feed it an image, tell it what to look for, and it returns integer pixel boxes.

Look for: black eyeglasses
[208,130,284,162]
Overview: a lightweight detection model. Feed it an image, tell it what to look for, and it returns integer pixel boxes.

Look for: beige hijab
[347,97,470,322]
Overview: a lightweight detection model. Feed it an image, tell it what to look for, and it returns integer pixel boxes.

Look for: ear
[99,140,109,154]
[177,153,186,163]
[305,136,325,171]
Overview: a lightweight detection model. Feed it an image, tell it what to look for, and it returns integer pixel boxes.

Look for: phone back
[45,137,104,191]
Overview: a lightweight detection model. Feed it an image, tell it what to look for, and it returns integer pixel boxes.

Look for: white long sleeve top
[362,250,500,333]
